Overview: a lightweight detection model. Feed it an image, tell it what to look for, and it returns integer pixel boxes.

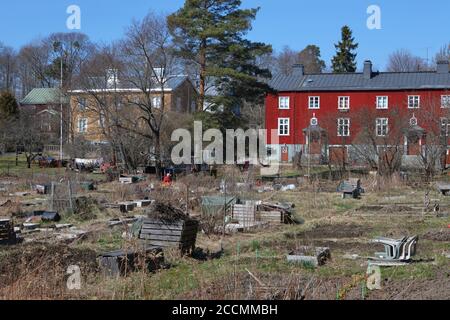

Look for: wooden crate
[232,204,256,227]
[99,246,164,277]
[138,218,199,253]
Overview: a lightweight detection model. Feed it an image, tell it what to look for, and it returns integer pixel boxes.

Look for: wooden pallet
[138,218,199,253]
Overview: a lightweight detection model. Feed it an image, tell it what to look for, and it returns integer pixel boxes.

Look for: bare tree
[274,46,300,75]
[415,96,450,180]
[386,49,429,72]
[17,33,94,96]
[119,12,182,174]
[7,110,47,168]
[351,107,409,178]
[434,43,450,67]
[0,43,18,93]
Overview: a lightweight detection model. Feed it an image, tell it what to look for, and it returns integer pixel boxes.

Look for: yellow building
[69,75,198,144]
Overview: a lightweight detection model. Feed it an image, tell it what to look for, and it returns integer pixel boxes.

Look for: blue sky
[1,0,449,70]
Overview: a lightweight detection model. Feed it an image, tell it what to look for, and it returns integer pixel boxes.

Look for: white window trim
[278,118,290,136]
[278,96,290,109]
[407,95,420,109]
[376,118,389,137]
[441,95,450,108]
[152,96,162,109]
[78,118,88,133]
[376,96,389,109]
[440,118,450,136]
[338,96,350,110]
[337,118,350,137]
[308,96,320,109]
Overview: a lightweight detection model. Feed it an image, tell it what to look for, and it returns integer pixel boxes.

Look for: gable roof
[269,71,450,92]
[20,88,68,105]
[70,75,195,94]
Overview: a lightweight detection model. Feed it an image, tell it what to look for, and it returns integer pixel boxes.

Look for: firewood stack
[0,217,16,245]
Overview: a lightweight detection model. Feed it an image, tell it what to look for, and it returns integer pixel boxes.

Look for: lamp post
[53,40,80,162]
[53,41,64,162]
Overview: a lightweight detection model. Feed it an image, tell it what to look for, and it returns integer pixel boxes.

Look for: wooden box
[139,218,199,253]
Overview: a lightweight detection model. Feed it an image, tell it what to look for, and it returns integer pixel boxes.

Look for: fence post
[50,182,55,211]
[68,180,73,212]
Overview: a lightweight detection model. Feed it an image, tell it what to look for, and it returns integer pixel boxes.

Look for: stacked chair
[369,236,418,265]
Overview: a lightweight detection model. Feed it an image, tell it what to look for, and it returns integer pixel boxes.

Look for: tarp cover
[201,196,238,216]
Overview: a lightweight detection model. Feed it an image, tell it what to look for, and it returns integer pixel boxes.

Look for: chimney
[437,60,449,74]
[292,64,304,77]
[363,60,373,79]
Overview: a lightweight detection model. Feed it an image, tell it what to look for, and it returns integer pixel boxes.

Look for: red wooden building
[265,60,450,167]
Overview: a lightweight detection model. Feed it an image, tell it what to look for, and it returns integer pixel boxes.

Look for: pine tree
[331,26,359,73]
[168,0,272,112]
[0,91,19,120]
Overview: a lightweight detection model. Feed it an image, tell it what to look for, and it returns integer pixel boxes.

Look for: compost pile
[145,201,189,223]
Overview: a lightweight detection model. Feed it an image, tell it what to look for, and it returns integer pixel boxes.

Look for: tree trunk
[198,39,207,112]
[26,155,32,169]
[155,132,162,179]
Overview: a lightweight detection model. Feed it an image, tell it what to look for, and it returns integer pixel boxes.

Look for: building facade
[20,88,69,144]
[266,60,450,167]
[69,75,198,144]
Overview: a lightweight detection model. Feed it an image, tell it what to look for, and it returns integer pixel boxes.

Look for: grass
[0,153,105,182]
[1,170,449,300]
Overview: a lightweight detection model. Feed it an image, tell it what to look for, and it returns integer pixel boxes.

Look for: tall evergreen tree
[331,26,358,73]
[168,0,272,112]
[0,91,19,120]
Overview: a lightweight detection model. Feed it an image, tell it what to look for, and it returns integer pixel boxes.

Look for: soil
[184,270,450,300]
[422,229,450,242]
[290,223,372,239]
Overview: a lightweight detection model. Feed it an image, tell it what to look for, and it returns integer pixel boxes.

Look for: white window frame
[376,96,389,109]
[338,96,350,110]
[337,118,350,137]
[442,95,450,108]
[408,95,420,109]
[376,118,389,137]
[278,118,290,136]
[152,96,162,109]
[441,118,450,136]
[308,96,320,109]
[279,96,290,109]
[78,118,88,133]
